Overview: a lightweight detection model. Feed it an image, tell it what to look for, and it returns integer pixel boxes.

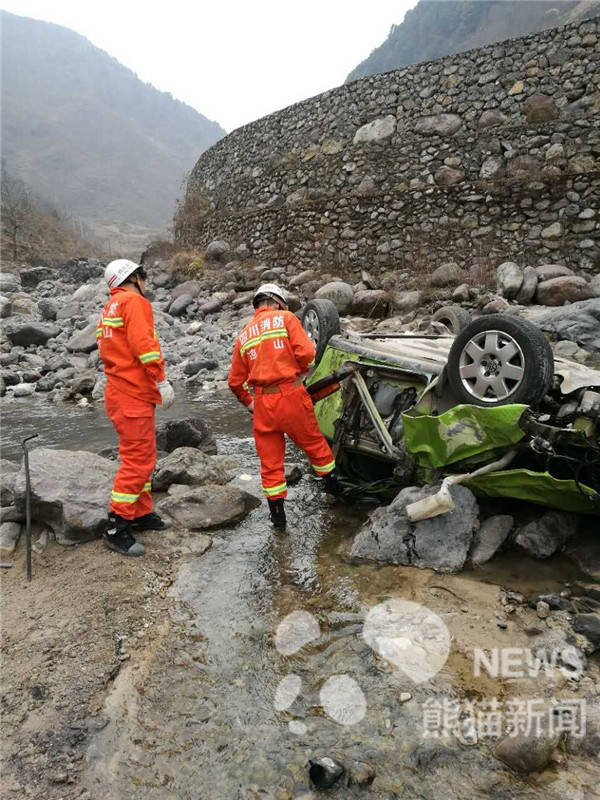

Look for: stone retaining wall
[176,17,600,278]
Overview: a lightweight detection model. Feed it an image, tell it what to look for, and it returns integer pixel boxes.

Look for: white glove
[157,380,175,409]
[247,400,254,413]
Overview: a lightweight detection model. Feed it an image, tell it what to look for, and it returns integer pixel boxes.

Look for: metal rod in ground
[21,434,38,582]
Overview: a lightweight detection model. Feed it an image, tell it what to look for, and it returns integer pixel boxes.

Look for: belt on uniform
[254,378,302,395]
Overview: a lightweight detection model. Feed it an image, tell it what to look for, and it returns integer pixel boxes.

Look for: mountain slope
[347,0,600,82]
[1,11,225,236]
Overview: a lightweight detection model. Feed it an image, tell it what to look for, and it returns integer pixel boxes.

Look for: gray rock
[66,321,99,353]
[19,266,55,288]
[0,273,21,294]
[434,166,463,186]
[183,359,218,376]
[0,521,22,556]
[478,109,507,128]
[152,448,233,491]
[430,262,463,287]
[470,515,513,565]
[349,484,479,573]
[13,448,115,543]
[480,156,504,180]
[535,276,594,306]
[205,240,231,263]
[353,115,396,144]
[169,293,194,316]
[0,295,10,319]
[496,262,523,299]
[155,418,217,455]
[11,383,36,397]
[38,298,58,321]
[158,484,260,530]
[514,511,579,559]
[351,290,390,317]
[566,527,600,580]
[171,280,203,300]
[523,298,600,352]
[0,459,18,507]
[414,113,462,136]
[515,266,538,305]
[392,290,423,312]
[5,320,60,346]
[315,281,354,314]
[494,725,561,774]
[290,269,319,288]
[572,614,600,650]
[66,371,96,397]
[523,93,558,123]
[0,506,23,523]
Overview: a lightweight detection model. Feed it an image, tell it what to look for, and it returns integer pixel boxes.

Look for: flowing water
[2,392,595,799]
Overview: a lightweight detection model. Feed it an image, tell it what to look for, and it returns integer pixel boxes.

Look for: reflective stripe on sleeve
[139,351,161,364]
[240,328,288,356]
[141,482,151,493]
[312,460,336,475]
[102,317,124,327]
[95,329,103,339]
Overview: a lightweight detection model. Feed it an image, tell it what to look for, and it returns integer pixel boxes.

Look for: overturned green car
[302,300,600,515]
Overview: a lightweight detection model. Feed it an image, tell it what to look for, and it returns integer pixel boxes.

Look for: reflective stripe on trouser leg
[253,406,288,500]
[311,459,336,476]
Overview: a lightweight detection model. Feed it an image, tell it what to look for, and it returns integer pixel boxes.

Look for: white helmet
[253,283,288,309]
[105,259,140,289]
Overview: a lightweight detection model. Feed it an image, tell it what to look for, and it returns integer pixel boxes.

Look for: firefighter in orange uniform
[228,283,339,529]
[97,259,175,556]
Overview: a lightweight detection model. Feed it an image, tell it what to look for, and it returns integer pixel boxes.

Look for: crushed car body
[302,301,600,516]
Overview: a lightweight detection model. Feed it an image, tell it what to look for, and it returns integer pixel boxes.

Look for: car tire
[432,305,472,334]
[446,314,554,407]
[301,299,341,366]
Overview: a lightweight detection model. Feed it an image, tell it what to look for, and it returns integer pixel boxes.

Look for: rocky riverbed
[1,248,600,798]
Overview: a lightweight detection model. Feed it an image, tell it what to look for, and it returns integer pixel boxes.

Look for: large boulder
[514,511,579,559]
[515,266,538,305]
[158,484,260,530]
[535,264,574,282]
[205,240,231,263]
[430,262,464,287]
[171,280,203,300]
[13,448,114,543]
[414,114,462,136]
[5,320,60,346]
[496,262,523,299]
[315,281,354,314]
[152,448,233,491]
[535,276,594,306]
[392,290,423,312]
[349,484,479,573]
[353,115,396,144]
[168,293,194,317]
[522,297,600,352]
[0,273,21,294]
[351,290,391,318]
[19,266,55,289]
[494,724,561,774]
[0,521,22,557]
[8,294,39,317]
[63,259,105,283]
[523,93,558,123]
[155,418,217,455]
[66,321,99,353]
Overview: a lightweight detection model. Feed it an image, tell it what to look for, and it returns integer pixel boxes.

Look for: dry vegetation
[168,249,207,276]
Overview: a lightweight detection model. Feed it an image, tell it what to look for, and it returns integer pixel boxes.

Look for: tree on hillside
[1,162,32,260]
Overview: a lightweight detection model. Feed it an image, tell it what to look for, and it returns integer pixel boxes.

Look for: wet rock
[496,262,523,299]
[572,614,600,650]
[13,448,114,543]
[351,290,390,317]
[535,276,594,306]
[152,448,233,491]
[5,320,59,346]
[430,262,463,287]
[315,281,354,314]
[515,266,538,305]
[66,321,99,353]
[470,514,513,565]
[0,521,22,557]
[65,371,96,398]
[514,511,579,559]
[494,725,561,774]
[349,484,479,573]
[158,484,260,530]
[155,418,217,455]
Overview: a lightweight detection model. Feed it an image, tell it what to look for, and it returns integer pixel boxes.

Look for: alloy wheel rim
[458,329,525,402]
[303,309,320,347]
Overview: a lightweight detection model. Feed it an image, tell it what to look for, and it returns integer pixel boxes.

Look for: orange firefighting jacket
[97,287,165,404]
[228,307,316,407]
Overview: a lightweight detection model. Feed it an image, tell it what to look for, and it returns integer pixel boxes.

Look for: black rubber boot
[322,470,342,496]
[131,512,171,531]
[104,512,145,556]
[268,498,287,531]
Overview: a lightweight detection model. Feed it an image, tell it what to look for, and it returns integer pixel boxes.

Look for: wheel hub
[458,330,525,402]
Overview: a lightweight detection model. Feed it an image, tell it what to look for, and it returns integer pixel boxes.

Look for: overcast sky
[1,0,419,132]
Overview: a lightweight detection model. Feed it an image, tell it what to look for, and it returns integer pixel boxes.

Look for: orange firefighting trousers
[105,381,156,519]
[253,381,335,500]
